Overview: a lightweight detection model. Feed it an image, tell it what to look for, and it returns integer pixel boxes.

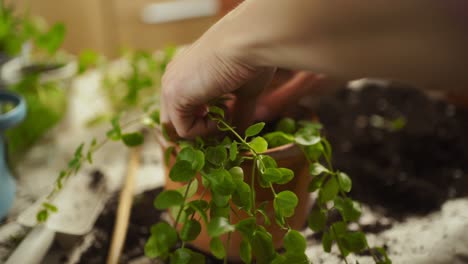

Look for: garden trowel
[5,169,108,264]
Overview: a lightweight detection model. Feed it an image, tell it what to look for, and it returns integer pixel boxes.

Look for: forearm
[214,0,468,89]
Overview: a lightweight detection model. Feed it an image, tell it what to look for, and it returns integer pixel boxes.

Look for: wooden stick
[106,147,141,264]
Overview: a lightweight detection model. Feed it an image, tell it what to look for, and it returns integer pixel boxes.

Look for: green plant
[0,1,65,57]
[35,49,170,222]
[6,74,67,162]
[35,48,391,263]
[1,11,73,163]
[146,108,391,264]
[84,50,166,127]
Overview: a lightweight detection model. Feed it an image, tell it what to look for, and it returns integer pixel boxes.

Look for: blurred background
[12,0,242,57]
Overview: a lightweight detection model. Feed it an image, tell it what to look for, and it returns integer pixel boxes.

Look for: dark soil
[317,82,468,218]
[77,188,225,264]
[77,188,163,264]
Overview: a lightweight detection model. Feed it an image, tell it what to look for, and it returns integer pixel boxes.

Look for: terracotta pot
[445,91,468,108]
[163,141,311,261]
[220,0,243,16]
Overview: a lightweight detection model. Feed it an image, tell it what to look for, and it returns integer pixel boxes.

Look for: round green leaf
[294,130,321,146]
[177,147,205,171]
[230,141,238,161]
[274,191,298,218]
[262,168,283,183]
[208,106,225,118]
[331,221,348,238]
[318,176,339,203]
[256,203,271,226]
[309,162,329,176]
[170,160,197,182]
[276,168,294,184]
[245,122,265,138]
[322,230,333,253]
[303,143,324,161]
[251,229,276,264]
[207,168,235,196]
[273,253,309,264]
[232,181,252,210]
[154,190,184,210]
[235,217,257,239]
[337,171,352,193]
[334,197,361,222]
[258,155,278,170]
[211,192,231,207]
[164,146,175,166]
[207,217,234,237]
[249,137,268,153]
[240,238,252,264]
[145,222,178,258]
[210,237,226,259]
[122,132,144,147]
[206,146,227,166]
[210,203,230,218]
[229,166,244,181]
[181,219,202,242]
[144,236,161,258]
[284,230,306,253]
[308,206,327,232]
[188,200,209,223]
[177,179,199,199]
[170,248,191,264]
[341,231,368,253]
[308,174,325,192]
[264,132,295,148]
[36,209,49,223]
[276,118,296,134]
[42,202,58,212]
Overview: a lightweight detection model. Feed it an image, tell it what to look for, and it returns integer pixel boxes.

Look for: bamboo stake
[106,147,141,264]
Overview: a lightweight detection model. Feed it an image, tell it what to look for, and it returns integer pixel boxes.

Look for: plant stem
[224,232,232,264]
[269,184,277,197]
[331,226,349,264]
[300,146,313,164]
[174,180,193,228]
[217,119,258,155]
[368,245,380,263]
[250,160,257,214]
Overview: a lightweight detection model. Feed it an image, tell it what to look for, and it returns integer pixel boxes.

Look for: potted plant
[0,90,26,220]
[0,11,77,163]
[0,1,28,67]
[141,105,391,263]
[32,48,391,263]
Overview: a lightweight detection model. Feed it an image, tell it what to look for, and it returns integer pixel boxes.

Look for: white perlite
[307,198,468,264]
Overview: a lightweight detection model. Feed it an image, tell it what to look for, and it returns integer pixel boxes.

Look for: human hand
[160,35,276,139]
[161,42,324,139]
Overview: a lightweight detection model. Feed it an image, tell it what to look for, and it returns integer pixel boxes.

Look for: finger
[255,71,323,121]
[231,67,276,132]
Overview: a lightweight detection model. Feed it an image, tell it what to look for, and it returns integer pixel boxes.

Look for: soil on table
[317,82,468,218]
[76,188,224,264]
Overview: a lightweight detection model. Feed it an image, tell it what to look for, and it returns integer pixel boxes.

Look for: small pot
[220,0,243,16]
[0,56,77,162]
[0,91,26,220]
[0,56,77,85]
[445,91,468,108]
[163,140,311,261]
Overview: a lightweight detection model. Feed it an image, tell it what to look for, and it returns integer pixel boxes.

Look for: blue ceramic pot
[0,91,26,220]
